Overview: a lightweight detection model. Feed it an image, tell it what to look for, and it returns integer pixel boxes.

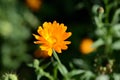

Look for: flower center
[46,35,57,46]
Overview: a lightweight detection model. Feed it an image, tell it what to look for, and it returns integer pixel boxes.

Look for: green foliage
[2,73,18,80]
[0,0,39,70]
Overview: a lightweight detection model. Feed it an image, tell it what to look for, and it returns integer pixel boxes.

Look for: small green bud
[3,73,18,80]
[33,59,40,68]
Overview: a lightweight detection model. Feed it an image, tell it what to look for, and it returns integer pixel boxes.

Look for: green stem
[105,9,108,23]
[98,12,103,23]
[104,0,110,23]
[52,49,61,64]
[43,71,54,80]
[52,49,69,79]
[37,75,41,80]
[105,33,113,55]
[104,0,108,5]
[53,65,58,80]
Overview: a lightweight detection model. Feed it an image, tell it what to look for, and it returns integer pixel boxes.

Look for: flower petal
[63,32,72,40]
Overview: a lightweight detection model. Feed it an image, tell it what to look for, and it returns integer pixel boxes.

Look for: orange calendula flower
[80,38,95,54]
[26,0,42,11]
[34,49,49,58]
[33,21,72,56]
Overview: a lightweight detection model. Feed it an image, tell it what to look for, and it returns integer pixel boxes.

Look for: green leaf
[67,69,85,78]
[112,40,120,50]
[112,24,120,38]
[111,9,120,25]
[92,38,104,48]
[113,73,120,80]
[81,71,95,80]
[27,63,33,67]
[58,63,68,76]
[95,27,107,36]
[73,59,89,69]
[96,75,109,80]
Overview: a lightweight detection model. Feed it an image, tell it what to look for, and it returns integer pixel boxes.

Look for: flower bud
[97,7,104,14]
[3,73,18,80]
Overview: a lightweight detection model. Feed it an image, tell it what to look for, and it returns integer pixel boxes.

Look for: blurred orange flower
[80,38,95,54]
[33,21,72,56]
[26,0,42,11]
[34,49,49,58]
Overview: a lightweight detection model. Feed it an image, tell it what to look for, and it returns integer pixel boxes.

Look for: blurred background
[0,0,120,80]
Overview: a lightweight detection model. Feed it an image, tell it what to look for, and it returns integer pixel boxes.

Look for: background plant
[0,0,120,80]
